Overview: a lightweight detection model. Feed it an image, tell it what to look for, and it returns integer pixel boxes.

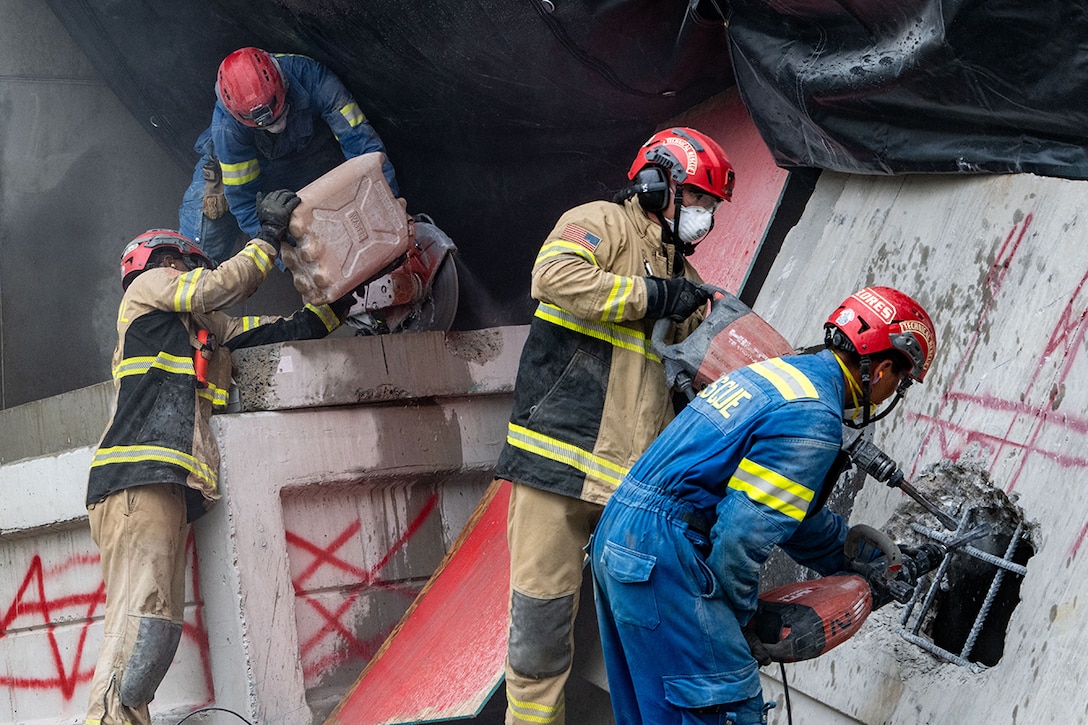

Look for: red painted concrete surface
[683,91,791,295]
[326,480,512,725]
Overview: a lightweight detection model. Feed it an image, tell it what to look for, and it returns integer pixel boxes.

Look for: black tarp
[727,0,1088,178]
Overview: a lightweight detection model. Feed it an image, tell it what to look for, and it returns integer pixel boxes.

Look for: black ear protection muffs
[631,166,670,212]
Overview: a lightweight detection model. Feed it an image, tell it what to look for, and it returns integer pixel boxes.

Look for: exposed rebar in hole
[883,460,1034,668]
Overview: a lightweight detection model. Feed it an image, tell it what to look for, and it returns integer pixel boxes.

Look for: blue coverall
[590,350,852,725]
[178,53,399,262]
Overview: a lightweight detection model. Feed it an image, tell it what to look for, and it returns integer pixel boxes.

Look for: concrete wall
[0,0,318,411]
[751,172,1088,724]
[0,327,525,725]
[0,0,192,409]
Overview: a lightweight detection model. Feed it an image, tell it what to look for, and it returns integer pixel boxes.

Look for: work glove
[743,623,773,667]
[644,276,712,321]
[330,290,360,322]
[255,189,301,251]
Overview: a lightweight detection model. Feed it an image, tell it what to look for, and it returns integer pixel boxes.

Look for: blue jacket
[628,349,850,621]
[196,53,399,236]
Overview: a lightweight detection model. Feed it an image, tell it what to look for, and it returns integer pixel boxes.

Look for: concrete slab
[232,326,528,412]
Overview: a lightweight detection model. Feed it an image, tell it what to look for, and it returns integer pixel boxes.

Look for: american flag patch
[560,223,601,251]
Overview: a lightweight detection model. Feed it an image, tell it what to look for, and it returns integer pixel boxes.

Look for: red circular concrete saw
[750,524,984,662]
[651,286,795,401]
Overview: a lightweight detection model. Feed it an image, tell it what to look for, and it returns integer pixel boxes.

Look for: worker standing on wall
[178,47,399,263]
[493,127,736,724]
[84,191,352,725]
[590,287,938,724]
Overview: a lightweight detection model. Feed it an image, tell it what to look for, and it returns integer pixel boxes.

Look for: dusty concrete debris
[881,458,1034,667]
[445,328,505,365]
[883,458,1035,556]
[231,344,284,411]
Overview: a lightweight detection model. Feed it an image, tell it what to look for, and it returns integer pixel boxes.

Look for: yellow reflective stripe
[340,100,366,127]
[173,267,205,312]
[534,303,659,362]
[241,315,262,331]
[506,423,627,487]
[749,358,818,401]
[535,239,598,267]
[220,157,260,185]
[728,457,813,521]
[198,382,230,407]
[113,353,195,381]
[240,242,274,274]
[602,274,632,323]
[507,692,565,723]
[91,445,218,491]
[307,303,340,331]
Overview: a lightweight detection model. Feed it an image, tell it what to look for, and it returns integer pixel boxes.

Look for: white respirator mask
[675,205,715,244]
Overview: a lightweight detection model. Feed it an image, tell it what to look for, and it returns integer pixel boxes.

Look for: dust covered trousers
[495,196,702,724]
[84,240,341,725]
[590,350,851,725]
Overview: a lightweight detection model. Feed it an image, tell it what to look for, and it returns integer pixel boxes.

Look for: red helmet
[627,127,735,201]
[825,287,937,382]
[120,230,213,290]
[215,48,288,128]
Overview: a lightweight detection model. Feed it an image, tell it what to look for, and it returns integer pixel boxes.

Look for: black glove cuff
[644,277,666,319]
[256,227,282,248]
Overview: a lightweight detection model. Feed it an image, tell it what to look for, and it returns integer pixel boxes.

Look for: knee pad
[120,617,183,707]
[508,591,575,679]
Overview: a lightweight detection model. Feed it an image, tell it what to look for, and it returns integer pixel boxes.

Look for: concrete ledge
[0,446,93,535]
[231,326,529,412]
[0,383,112,465]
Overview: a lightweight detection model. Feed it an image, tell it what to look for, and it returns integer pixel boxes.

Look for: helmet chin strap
[842,356,911,429]
[653,191,697,267]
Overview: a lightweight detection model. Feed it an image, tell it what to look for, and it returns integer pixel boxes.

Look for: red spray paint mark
[0,531,212,704]
[285,492,439,682]
[0,554,103,698]
[899,214,1088,557]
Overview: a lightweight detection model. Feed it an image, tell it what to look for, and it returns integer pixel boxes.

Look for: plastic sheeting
[727,0,1088,178]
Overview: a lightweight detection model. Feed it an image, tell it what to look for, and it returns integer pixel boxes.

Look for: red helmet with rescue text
[627,127,735,202]
[120,230,213,290]
[215,48,288,128]
[825,286,937,382]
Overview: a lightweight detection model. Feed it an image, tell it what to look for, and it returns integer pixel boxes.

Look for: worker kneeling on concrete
[84,190,352,725]
[590,286,937,725]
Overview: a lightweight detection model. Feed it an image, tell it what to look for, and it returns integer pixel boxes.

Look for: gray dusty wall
[0,0,308,410]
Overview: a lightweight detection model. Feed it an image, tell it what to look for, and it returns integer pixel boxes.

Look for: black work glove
[644,276,712,321]
[743,623,773,667]
[255,189,301,251]
[330,290,359,321]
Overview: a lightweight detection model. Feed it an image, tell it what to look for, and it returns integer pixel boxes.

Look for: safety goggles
[679,185,724,213]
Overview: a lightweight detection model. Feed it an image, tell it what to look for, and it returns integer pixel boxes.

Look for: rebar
[959,522,1023,660]
[898,513,1027,666]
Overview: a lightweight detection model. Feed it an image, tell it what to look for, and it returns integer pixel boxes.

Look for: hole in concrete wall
[925,527,1033,666]
[884,460,1034,667]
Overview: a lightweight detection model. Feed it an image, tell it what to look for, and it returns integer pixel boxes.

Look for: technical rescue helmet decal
[120,230,213,290]
[627,127,735,201]
[215,48,288,128]
[825,286,937,382]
